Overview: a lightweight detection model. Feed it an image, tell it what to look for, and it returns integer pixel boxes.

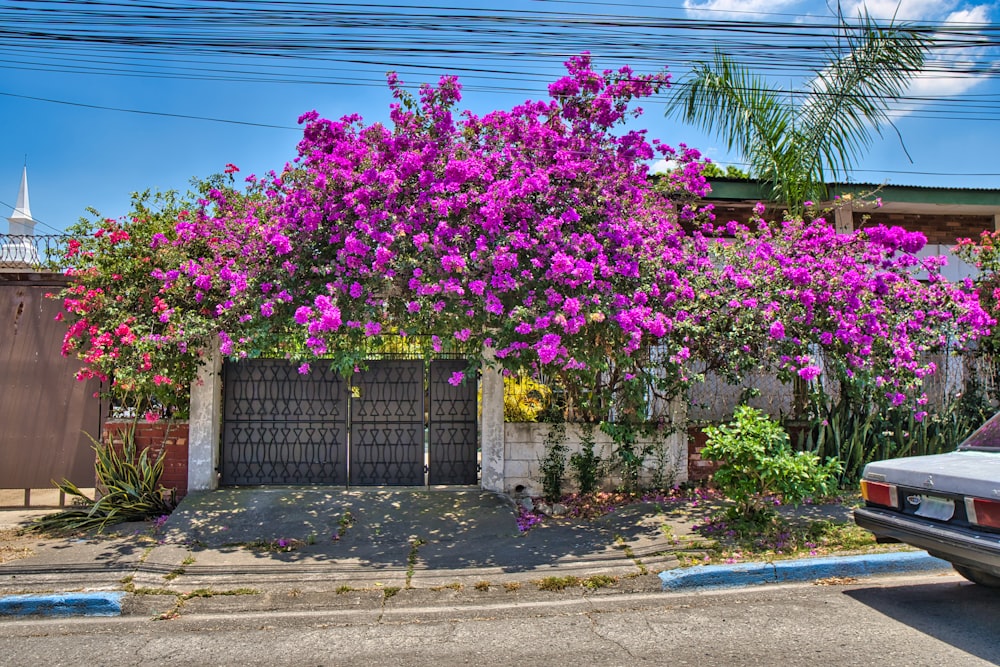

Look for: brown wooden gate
[0,278,104,497]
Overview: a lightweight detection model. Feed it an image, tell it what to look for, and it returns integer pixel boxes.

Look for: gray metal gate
[350,360,424,485]
[428,360,479,485]
[222,360,349,485]
[221,358,478,486]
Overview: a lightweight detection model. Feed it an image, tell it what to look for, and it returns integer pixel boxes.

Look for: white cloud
[943,5,991,25]
[811,3,994,116]
[681,0,997,124]
[839,0,957,22]
[651,159,679,174]
[902,5,994,103]
[682,0,799,19]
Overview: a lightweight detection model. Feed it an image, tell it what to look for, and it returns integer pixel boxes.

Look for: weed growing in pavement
[164,554,196,581]
[503,581,521,592]
[533,575,620,591]
[474,581,491,591]
[335,585,353,594]
[406,537,426,587]
[614,535,648,575]
[244,538,305,553]
[535,576,580,591]
[383,586,401,600]
[144,586,260,621]
[430,582,463,591]
[581,575,618,590]
[333,511,355,541]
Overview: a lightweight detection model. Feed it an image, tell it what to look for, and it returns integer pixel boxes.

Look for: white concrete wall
[501,421,688,497]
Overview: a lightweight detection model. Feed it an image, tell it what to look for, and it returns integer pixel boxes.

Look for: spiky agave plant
[34,427,176,533]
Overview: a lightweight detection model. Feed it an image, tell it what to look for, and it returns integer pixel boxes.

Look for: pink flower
[797,366,822,381]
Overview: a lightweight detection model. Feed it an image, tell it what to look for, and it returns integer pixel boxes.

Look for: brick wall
[102,420,189,500]
[687,427,722,482]
[705,205,992,247]
[857,212,992,245]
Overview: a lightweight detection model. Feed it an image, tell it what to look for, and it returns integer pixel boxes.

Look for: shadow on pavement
[844,579,1000,665]
[161,487,665,574]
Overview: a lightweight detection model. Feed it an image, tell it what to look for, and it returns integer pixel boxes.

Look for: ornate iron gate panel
[222,357,478,487]
[428,360,479,485]
[222,360,348,485]
[349,360,425,486]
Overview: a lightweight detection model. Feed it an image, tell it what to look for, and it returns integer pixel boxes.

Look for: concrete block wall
[102,420,189,500]
[503,422,688,497]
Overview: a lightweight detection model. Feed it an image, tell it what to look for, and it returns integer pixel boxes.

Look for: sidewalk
[0,488,949,617]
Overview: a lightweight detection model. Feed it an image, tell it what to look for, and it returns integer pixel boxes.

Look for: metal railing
[0,234,69,271]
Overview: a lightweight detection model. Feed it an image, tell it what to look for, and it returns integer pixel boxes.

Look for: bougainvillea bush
[152,53,717,421]
[58,190,222,417]
[955,230,1000,354]
[693,208,992,409]
[56,53,991,426]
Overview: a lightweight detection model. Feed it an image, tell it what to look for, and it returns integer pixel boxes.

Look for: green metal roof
[706,178,1000,207]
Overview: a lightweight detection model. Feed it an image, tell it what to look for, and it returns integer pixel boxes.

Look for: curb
[0,592,126,618]
[659,551,952,591]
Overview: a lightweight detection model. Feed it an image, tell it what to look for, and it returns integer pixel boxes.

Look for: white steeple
[7,166,35,236]
[2,166,40,267]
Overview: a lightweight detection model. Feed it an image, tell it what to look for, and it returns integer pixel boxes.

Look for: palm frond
[798,12,929,184]
[667,12,931,213]
[666,50,794,187]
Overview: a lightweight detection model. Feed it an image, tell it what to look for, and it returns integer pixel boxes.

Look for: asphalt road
[2,571,997,666]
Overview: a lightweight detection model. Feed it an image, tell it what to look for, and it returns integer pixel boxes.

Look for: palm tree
[665,12,930,214]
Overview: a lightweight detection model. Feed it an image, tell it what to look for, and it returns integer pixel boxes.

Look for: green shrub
[539,424,568,502]
[569,424,602,494]
[34,427,176,533]
[602,422,648,493]
[702,406,840,519]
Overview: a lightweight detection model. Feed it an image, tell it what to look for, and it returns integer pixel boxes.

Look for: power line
[0,197,66,235]
[1,0,998,188]
[0,91,300,130]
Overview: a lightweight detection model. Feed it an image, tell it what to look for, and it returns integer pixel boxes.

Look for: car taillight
[861,479,898,508]
[965,497,1000,529]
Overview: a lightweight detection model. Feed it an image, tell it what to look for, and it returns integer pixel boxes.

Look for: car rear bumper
[854,506,1000,577]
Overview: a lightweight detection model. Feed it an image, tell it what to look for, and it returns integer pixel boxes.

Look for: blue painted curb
[0,592,126,617]
[659,551,951,591]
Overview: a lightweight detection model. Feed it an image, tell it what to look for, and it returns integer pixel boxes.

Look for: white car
[854,412,1000,587]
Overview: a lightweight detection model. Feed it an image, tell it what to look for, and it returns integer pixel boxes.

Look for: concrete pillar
[480,348,505,493]
[188,346,222,491]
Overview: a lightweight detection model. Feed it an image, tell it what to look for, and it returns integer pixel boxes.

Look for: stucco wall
[502,422,688,497]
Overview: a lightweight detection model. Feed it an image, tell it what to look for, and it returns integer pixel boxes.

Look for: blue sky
[1,0,998,234]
